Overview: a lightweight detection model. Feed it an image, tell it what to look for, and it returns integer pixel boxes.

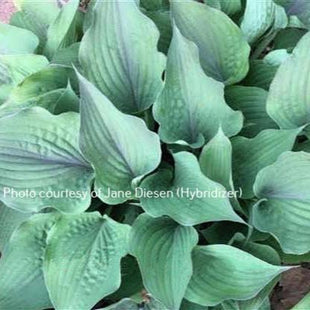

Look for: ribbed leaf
[241,0,287,44]
[154,26,242,147]
[79,0,166,113]
[78,73,161,205]
[0,23,39,54]
[0,214,58,310]
[232,128,299,198]
[171,0,250,85]
[130,214,198,309]
[140,152,243,225]
[0,202,31,252]
[0,107,94,213]
[185,245,290,306]
[225,86,277,137]
[44,213,130,310]
[253,151,310,254]
[267,32,310,129]
[44,0,80,59]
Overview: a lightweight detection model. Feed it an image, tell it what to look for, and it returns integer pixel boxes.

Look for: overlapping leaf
[253,151,310,254]
[241,0,287,44]
[78,73,161,205]
[0,213,58,310]
[232,128,299,198]
[225,86,277,137]
[171,0,250,84]
[154,26,243,147]
[0,202,31,252]
[185,245,290,306]
[44,213,130,310]
[44,0,80,59]
[140,152,243,225]
[130,214,198,309]
[267,32,310,129]
[79,0,166,113]
[0,23,39,54]
[0,107,94,213]
[0,66,79,117]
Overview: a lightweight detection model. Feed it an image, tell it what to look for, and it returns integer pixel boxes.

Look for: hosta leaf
[231,233,281,265]
[0,202,31,252]
[78,73,161,205]
[171,0,250,84]
[185,245,290,306]
[51,42,80,68]
[140,0,169,11]
[267,32,310,129]
[0,54,48,85]
[0,54,48,104]
[108,255,143,301]
[0,107,94,213]
[243,49,290,90]
[253,151,310,254]
[140,152,244,225]
[0,23,39,54]
[44,0,80,59]
[0,213,58,310]
[102,298,139,310]
[130,214,198,309]
[144,9,172,54]
[10,0,60,50]
[232,128,299,198]
[44,213,130,310]
[0,66,79,117]
[79,0,166,114]
[203,0,242,16]
[241,0,287,44]
[274,28,307,51]
[153,26,243,147]
[199,128,233,190]
[181,299,208,310]
[292,292,310,310]
[225,86,277,137]
[274,0,310,28]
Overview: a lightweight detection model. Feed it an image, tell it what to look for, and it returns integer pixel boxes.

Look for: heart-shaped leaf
[267,32,310,129]
[185,245,290,306]
[44,212,130,310]
[130,214,198,309]
[79,0,166,113]
[253,151,310,254]
[140,152,244,225]
[154,26,243,147]
[171,0,250,85]
[232,128,299,198]
[78,72,161,205]
[0,107,94,213]
[0,213,58,310]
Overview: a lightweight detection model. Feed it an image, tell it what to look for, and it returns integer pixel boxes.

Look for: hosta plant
[0,0,310,309]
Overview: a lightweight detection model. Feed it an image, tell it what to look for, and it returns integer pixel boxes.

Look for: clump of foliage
[0,0,310,309]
